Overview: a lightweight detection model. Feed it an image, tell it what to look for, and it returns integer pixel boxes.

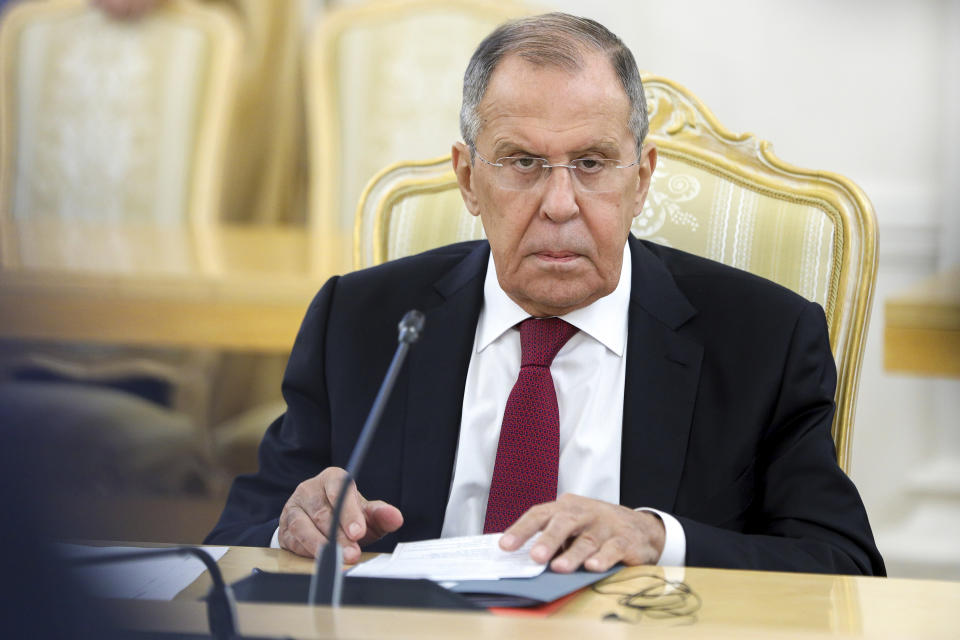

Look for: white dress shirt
[440,242,685,566]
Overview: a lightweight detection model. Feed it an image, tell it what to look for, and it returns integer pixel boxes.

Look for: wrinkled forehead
[477,53,634,154]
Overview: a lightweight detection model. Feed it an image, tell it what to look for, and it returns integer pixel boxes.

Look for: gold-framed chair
[0,0,239,265]
[354,75,878,473]
[304,0,531,275]
[0,0,241,496]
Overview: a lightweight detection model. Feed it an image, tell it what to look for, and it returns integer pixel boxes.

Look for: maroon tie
[483,317,579,533]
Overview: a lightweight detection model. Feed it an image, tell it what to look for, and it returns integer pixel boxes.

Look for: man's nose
[540,166,579,222]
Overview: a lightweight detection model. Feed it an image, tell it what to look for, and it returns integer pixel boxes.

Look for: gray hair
[460,13,648,160]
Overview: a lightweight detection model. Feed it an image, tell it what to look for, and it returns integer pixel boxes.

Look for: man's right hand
[278,467,403,561]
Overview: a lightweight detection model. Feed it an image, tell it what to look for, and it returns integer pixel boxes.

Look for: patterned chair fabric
[0,0,239,265]
[304,0,530,275]
[355,76,878,473]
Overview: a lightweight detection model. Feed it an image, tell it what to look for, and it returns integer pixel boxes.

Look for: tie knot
[519,317,579,367]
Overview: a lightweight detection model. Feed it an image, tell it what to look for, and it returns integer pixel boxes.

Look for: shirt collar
[476,241,632,356]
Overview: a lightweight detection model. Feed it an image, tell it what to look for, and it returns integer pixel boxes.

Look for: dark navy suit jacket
[207,235,884,575]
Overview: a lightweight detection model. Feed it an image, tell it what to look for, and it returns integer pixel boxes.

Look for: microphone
[70,546,237,639]
[309,310,425,607]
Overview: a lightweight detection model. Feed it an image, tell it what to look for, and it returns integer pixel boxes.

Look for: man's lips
[535,251,580,262]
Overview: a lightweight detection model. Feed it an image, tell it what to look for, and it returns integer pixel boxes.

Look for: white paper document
[59,544,230,601]
[347,533,546,581]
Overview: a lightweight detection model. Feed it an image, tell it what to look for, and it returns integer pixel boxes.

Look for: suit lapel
[620,237,704,512]
[398,243,489,540]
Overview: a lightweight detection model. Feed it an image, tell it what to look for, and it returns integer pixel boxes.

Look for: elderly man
[207,13,884,576]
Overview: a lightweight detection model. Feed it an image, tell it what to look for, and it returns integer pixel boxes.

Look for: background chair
[355,74,878,473]
[0,0,238,259]
[304,0,530,276]
[0,0,240,510]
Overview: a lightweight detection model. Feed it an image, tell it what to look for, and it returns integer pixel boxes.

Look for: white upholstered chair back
[304,0,530,274]
[0,0,239,269]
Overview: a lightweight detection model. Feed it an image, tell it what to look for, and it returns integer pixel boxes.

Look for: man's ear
[633,143,658,218]
[452,142,481,217]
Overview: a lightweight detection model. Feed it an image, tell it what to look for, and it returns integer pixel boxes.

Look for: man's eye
[507,157,542,172]
[574,158,606,173]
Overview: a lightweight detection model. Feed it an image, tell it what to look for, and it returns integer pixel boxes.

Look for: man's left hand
[499,493,665,573]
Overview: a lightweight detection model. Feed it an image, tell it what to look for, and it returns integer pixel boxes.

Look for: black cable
[592,573,701,623]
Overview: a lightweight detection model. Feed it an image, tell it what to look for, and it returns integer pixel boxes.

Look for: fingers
[277,467,402,562]
[276,468,361,559]
[501,495,590,566]
[319,470,368,544]
[551,529,606,573]
[585,536,636,573]
[500,494,665,573]
[526,497,595,570]
[277,502,351,560]
[500,504,552,552]
[361,500,404,544]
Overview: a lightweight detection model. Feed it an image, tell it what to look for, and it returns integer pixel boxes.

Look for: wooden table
[0,220,350,352]
[884,267,960,377]
[106,545,960,639]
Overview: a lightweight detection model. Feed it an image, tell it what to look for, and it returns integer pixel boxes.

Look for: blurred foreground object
[0,428,121,638]
[91,0,163,21]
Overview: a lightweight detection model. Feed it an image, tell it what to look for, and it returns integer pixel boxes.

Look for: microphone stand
[309,310,425,608]
[70,546,237,640]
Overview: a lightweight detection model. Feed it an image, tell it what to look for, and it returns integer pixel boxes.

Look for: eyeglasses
[473,149,638,193]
